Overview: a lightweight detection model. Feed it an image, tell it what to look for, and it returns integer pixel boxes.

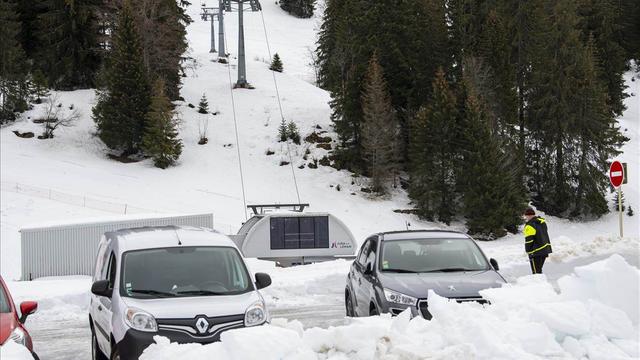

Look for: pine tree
[93,0,151,155]
[0,0,30,123]
[361,54,399,195]
[197,94,209,114]
[127,0,191,100]
[269,53,283,72]
[35,0,104,89]
[197,93,209,144]
[461,93,525,240]
[612,190,626,212]
[280,0,315,18]
[142,79,182,169]
[278,118,288,142]
[577,0,629,117]
[31,69,49,103]
[286,121,300,144]
[409,68,458,222]
[627,206,634,217]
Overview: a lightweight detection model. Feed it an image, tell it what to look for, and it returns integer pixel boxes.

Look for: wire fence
[1,181,159,215]
[1,181,241,233]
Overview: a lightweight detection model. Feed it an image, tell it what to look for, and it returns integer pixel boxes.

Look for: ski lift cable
[259,9,302,205]
[222,20,249,221]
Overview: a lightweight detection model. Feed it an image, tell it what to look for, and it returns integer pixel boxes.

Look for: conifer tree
[278,119,288,142]
[93,0,151,155]
[142,79,182,169]
[361,55,400,195]
[197,94,209,114]
[409,68,457,222]
[0,0,30,123]
[197,93,210,144]
[286,121,301,144]
[461,93,525,240]
[269,53,283,72]
[31,69,49,104]
[280,0,315,18]
[36,0,104,89]
[612,190,626,212]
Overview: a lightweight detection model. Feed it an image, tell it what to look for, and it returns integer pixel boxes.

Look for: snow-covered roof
[109,226,237,253]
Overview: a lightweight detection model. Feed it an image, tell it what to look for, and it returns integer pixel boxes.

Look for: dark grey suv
[345,230,506,319]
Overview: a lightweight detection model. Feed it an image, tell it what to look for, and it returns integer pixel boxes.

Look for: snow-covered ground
[1,0,639,358]
[126,255,640,359]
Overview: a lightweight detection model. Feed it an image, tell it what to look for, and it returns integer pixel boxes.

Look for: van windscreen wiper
[129,289,177,297]
[175,290,226,296]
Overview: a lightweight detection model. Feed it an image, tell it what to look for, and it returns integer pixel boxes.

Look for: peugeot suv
[89,226,272,360]
[345,230,506,319]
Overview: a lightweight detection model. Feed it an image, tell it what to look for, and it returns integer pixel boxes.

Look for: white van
[89,226,272,360]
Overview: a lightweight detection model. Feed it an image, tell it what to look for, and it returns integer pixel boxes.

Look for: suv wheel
[345,291,355,317]
[369,303,379,316]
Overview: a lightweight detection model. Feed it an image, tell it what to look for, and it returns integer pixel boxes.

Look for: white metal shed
[20,213,214,280]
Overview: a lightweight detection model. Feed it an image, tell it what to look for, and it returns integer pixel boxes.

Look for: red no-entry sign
[609,160,624,188]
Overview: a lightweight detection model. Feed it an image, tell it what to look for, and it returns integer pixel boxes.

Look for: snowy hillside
[2,1,638,281]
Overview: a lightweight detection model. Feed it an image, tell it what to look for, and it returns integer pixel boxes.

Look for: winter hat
[524,207,535,216]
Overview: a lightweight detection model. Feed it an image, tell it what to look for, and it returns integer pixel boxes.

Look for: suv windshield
[0,285,10,313]
[380,238,489,273]
[120,246,252,298]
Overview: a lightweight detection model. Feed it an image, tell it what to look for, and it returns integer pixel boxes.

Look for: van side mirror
[490,258,499,271]
[19,301,38,323]
[364,262,374,275]
[255,273,272,290]
[91,280,113,298]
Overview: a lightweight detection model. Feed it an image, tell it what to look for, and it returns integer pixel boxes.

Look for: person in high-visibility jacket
[523,207,552,274]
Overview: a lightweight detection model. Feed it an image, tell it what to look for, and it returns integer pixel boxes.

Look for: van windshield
[380,238,490,273]
[120,246,252,298]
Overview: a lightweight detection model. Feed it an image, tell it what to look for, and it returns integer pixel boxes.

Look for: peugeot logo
[448,285,457,292]
[195,317,210,334]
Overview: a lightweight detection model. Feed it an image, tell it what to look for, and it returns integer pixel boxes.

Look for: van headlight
[9,327,26,346]
[244,301,267,327]
[384,288,418,306]
[124,307,158,332]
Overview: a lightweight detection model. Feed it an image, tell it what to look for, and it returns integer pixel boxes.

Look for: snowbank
[140,254,639,360]
[0,341,34,360]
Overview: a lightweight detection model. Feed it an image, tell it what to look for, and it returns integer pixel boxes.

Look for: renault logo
[195,317,209,334]
[448,285,457,292]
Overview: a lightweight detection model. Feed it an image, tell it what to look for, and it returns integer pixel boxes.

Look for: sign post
[609,161,625,238]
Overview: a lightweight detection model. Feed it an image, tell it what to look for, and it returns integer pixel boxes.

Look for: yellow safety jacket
[524,216,552,258]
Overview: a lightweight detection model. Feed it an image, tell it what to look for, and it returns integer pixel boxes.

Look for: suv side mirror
[490,258,499,271]
[364,262,374,275]
[91,280,113,298]
[255,273,272,290]
[19,301,38,323]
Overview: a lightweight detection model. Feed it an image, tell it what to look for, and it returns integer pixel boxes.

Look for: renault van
[89,226,272,360]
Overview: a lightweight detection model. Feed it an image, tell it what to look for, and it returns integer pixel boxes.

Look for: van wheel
[345,291,355,317]
[91,332,107,360]
[110,346,120,360]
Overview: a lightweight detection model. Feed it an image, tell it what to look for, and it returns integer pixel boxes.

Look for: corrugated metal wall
[21,214,214,280]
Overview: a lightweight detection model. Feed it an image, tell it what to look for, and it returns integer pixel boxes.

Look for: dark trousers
[529,256,546,274]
